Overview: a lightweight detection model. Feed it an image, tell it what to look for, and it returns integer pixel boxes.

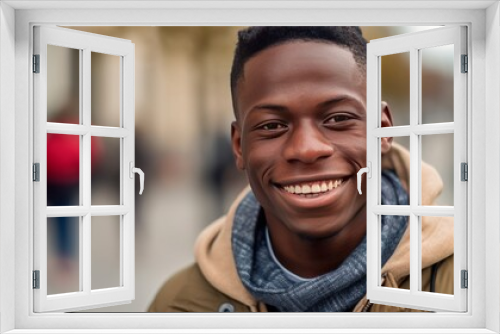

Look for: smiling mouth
[278,178,346,198]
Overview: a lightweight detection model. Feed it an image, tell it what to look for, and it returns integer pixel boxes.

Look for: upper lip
[274,174,351,187]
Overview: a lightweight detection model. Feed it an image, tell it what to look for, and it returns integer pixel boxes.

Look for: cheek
[328,129,367,163]
[243,135,278,162]
[243,140,280,182]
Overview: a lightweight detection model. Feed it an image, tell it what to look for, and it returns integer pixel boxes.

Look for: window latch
[357,162,371,195]
[129,162,144,195]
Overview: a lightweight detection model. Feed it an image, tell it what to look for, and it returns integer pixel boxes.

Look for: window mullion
[409,46,420,294]
[82,47,92,295]
[78,48,84,293]
[122,52,134,291]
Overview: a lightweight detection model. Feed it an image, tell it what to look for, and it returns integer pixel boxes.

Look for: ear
[231,121,245,170]
[380,101,394,154]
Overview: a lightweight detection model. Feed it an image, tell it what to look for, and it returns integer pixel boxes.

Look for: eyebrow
[248,95,364,115]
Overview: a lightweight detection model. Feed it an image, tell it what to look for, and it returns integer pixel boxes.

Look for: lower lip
[275,179,350,209]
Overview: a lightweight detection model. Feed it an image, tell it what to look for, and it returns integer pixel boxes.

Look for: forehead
[248,40,359,71]
[235,41,365,119]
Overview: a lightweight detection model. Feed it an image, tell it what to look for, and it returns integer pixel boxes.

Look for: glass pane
[91,216,121,290]
[91,52,121,127]
[47,134,80,206]
[393,136,410,150]
[47,217,80,294]
[420,216,454,295]
[380,215,409,290]
[381,52,410,127]
[421,45,454,124]
[47,45,80,124]
[421,134,454,206]
[91,137,121,205]
[381,137,410,205]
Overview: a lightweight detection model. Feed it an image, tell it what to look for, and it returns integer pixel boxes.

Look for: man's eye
[260,123,286,131]
[326,115,351,123]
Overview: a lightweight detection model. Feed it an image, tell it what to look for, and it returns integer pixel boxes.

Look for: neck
[265,205,367,278]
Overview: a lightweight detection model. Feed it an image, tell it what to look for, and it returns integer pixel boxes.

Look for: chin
[290,220,345,241]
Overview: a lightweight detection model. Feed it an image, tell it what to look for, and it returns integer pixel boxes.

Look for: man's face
[231,41,390,240]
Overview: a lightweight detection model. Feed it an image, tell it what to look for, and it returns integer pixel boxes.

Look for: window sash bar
[46,205,130,217]
[372,122,454,138]
[81,47,92,296]
[409,46,420,294]
[47,122,130,138]
[373,205,454,216]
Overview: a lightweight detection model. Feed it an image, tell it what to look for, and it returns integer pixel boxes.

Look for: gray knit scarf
[232,170,408,312]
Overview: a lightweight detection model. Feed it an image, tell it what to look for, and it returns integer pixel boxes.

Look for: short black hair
[230,26,367,119]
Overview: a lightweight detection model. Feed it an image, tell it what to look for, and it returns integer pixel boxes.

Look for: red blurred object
[46,117,103,185]
[47,133,80,185]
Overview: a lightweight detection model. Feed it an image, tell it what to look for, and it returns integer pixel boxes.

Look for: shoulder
[147,263,251,312]
[428,254,454,295]
[398,255,454,294]
[369,255,454,312]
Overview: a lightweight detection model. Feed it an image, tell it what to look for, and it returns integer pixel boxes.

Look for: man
[148,26,453,312]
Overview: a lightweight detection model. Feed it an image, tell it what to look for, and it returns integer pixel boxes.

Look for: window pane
[421,45,454,124]
[91,137,121,205]
[421,134,454,206]
[381,52,410,126]
[380,215,409,290]
[47,217,80,295]
[420,216,454,295]
[381,137,410,205]
[92,216,121,290]
[47,134,80,206]
[393,136,410,150]
[91,52,121,127]
[47,45,80,124]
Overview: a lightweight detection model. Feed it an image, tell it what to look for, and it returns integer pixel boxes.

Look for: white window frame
[33,25,136,313]
[365,26,468,312]
[0,1,499,333]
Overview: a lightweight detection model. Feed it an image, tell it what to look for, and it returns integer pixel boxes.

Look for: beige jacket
[148,143,454,312]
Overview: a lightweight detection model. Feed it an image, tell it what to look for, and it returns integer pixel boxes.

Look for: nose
[282,122,334,164]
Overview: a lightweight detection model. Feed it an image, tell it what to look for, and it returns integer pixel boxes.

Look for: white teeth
[282,179,345,195]
[321,182,327,192]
